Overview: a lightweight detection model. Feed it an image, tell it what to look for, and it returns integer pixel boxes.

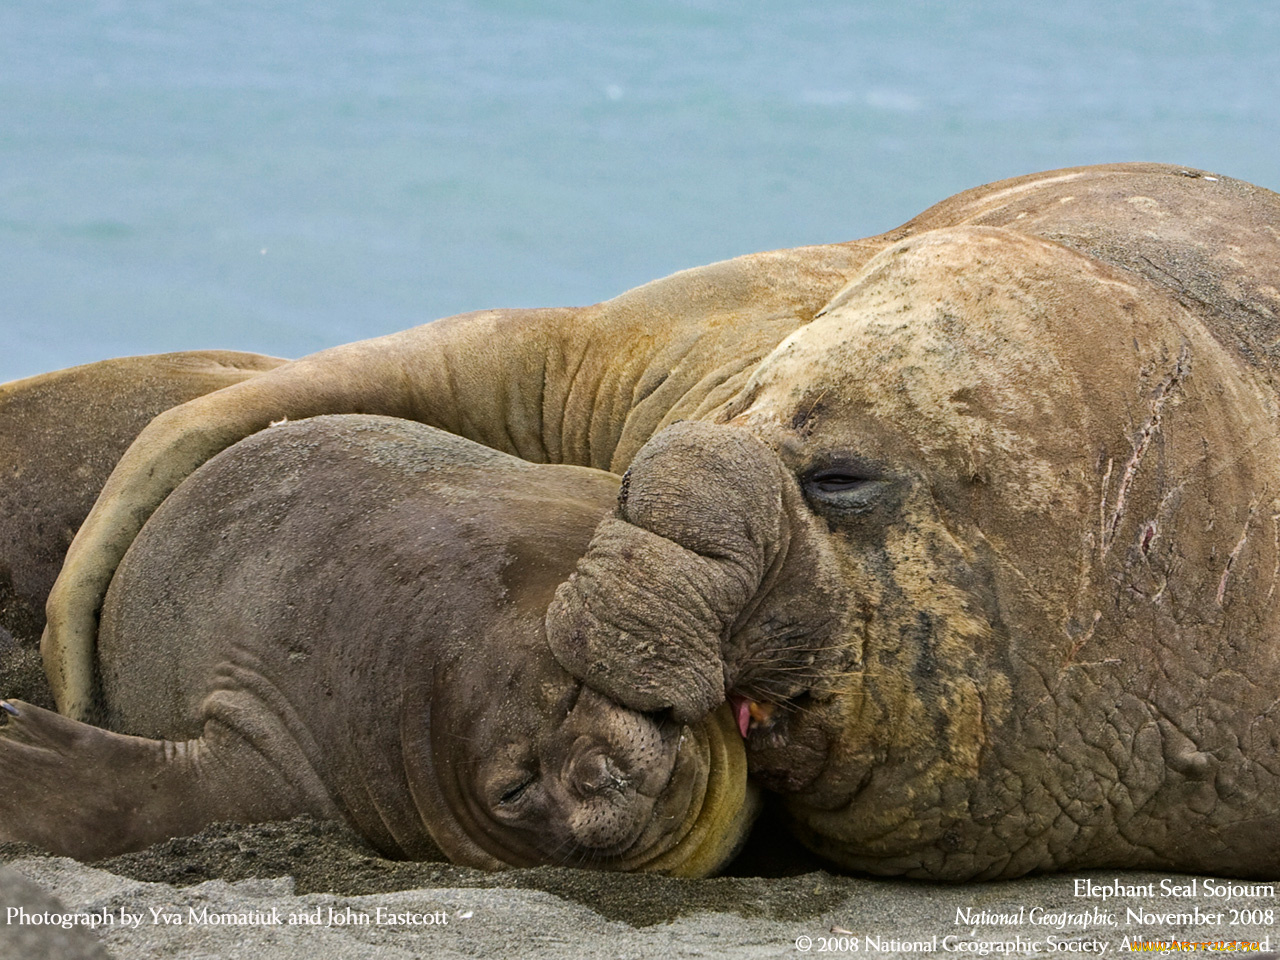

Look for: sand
[3,814,1277,959]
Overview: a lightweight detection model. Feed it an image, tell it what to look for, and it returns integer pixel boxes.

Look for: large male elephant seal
[0,415,754,874]
[33,162,1280,879]
[548,225,1280,880]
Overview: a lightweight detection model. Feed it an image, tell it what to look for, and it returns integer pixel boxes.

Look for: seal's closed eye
[496,774,537,808]
[807,472,875,493]
[801,462,894,514]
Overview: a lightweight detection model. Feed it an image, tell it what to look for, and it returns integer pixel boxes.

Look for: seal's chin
[608,703,760,878]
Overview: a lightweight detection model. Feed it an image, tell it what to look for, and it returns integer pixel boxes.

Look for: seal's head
[402,630,755,877]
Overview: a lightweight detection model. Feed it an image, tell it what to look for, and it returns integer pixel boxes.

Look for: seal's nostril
[572,751,628,796]
[576,752,608,794]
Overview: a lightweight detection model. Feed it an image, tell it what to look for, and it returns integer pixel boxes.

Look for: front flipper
[0,699,327,860]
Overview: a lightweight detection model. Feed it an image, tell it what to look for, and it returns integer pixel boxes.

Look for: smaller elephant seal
[0,415,755,875]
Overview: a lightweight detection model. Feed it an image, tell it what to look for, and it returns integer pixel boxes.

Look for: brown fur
[545,169,1280,878]
[720,227,1280,878]
[41,247,880,721]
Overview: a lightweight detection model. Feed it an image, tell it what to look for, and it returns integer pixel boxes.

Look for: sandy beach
[4,814,1277,959]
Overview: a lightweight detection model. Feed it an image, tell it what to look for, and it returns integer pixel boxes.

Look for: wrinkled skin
[30,162,1280,879]
[547,421,853,729]
[1,416,754,873]
[552,225,1280,879]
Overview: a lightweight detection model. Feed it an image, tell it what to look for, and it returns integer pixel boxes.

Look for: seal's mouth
[728,693,779,739]
[604,703,759,877]
[727,691,833,795]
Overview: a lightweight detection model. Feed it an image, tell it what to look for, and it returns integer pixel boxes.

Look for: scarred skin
[26,162,1280,878]
[549,206,1280,879]
[1,416,754,873]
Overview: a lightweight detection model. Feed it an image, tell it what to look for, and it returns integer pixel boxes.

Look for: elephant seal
[31,162,1280,879]
[0,415,754,875]
[549,223,1280,879]
[1,351,283,705]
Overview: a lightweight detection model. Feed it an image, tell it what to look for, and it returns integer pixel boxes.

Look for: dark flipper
[0,699,328,860]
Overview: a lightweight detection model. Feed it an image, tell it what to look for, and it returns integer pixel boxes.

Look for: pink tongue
[728,695,751,738]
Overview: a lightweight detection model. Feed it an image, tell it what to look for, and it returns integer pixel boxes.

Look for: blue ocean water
[3,1,1278,382]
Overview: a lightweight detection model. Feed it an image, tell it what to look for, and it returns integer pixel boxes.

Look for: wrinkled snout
[546,420,849,726]
[546,421,787,722]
